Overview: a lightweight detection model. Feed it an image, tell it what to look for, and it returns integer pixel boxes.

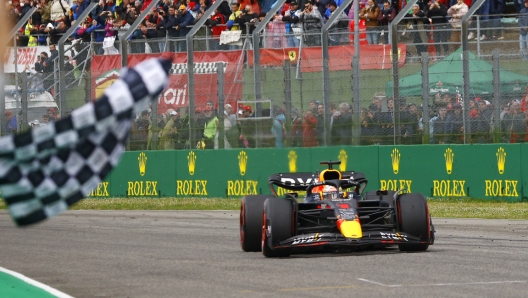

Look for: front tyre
[240,195,272,252]
[396,193,430,252]
[262,198,294,258]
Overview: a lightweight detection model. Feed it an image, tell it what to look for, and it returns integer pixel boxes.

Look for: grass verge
[0,197,527,219]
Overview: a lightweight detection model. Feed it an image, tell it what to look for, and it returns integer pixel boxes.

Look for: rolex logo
[238,151,248,176]
[496,147,506,175]
[338,149,347,172]
[391,148,400,174]
[288,150,297,173]
[188,151,197,175]
[138,152,147,176]
[444,148,454,174]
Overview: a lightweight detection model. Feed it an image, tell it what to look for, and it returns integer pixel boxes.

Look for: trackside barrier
[87,144,528,201]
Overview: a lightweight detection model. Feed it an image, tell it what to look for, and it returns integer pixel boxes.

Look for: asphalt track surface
[1,210,527,298]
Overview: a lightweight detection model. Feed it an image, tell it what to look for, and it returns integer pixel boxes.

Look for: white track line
[0,266,74,298]
[358,278,526,288]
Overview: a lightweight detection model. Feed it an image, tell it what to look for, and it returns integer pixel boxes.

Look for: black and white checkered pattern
[0,58,172,226]
[170,62,228,74]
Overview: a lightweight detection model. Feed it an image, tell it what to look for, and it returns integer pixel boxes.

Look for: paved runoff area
[0,210,527,297]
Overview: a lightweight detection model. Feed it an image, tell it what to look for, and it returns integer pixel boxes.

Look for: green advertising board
[85,144,527,201]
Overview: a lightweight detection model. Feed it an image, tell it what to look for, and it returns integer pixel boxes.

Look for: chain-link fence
[4,10,528,149]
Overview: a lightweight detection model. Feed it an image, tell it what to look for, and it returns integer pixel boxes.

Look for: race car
[240,161,435,257]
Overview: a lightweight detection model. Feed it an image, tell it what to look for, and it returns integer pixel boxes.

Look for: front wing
[275,231,430,249]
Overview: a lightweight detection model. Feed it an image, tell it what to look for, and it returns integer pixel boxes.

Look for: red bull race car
[240,161,435,257]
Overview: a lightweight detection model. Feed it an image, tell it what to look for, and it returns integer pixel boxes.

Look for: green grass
[1,197,527,219]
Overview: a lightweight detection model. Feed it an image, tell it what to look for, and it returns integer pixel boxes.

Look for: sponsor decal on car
[380,232,408,241]
[292,233,324,245]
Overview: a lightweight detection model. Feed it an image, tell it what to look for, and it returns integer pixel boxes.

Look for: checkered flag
[0,58,172,226]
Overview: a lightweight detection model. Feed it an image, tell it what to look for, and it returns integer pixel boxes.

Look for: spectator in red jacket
[302,110,319,147]
[205,7,227,50]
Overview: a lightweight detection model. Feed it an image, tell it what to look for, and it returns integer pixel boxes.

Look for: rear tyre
[262,197,293,258]
[397,193,430,252]
[240,195,272,252]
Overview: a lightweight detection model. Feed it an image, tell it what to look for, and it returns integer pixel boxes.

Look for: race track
[0,210,527,297]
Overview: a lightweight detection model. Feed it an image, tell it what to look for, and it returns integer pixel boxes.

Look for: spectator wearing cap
[282,1,302,47]
[31,119,41,127]
[309,100,319,114]
[204,6,228,51]
[159,109,185,150]
[300,0,323,46]
[325,1,350,46]
[174,4,195,52]
[520,0,528,61]
[5,111,18,134]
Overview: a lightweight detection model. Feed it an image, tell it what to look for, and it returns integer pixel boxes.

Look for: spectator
[47,108,58,121]
[433,106,450,144]
[237,105,256,148]
[401,103,420,144]
[291,108,303,147]
[326,1,349,45]
[332,102,353,145]
[40,0,52,24]
[449,103,464,143]
[511,102,526,142]
[205,7,227,50]
[266,13,287,48]
[282,1,301,47]
[5,111,18,135]
[158,5,178,51]
[309,100,319,113]
[87,18,105,54]
[202,105,219,149]
[359,0,381,45]
[24,18,38,47]
[426,0,449,57]
[315,103,326,145]
[300,0,323,47]
[302,110,318,147]
[475,99,492,143]
[500,104,513,143]
[520,0,528,61]
[447,0,468,52]
[236,4,259,36]
[159,110,179,150]
[46,21,67,45]
[406,4,428,55]
[174,4,195,51]
[223,104,239,148]
[131,109,150,150]
[271,106,286,148]
[50,0,71,23]
[377,0,395,44]
[64,55,75,86]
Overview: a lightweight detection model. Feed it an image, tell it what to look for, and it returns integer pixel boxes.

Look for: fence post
[461,0,485,143]
[351,56,361,146]
[284,59,292,148]
[391,0,418,145]
[21,72,29,132]
[186,0,227,148]
[217,62,225,149]
[492,49,501,143]
[321,0,352,147]
[421,51,430,144]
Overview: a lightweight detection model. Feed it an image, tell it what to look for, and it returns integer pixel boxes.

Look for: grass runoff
[0,197,527,219]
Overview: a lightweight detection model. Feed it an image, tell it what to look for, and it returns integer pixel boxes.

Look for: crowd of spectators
[7,0,528,54]
[127,87,528,150]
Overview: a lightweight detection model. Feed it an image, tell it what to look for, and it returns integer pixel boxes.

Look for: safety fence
[93,143,528,201]
[4,8,528,148]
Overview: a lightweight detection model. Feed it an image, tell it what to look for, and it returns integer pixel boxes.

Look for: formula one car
[240,161,435,257]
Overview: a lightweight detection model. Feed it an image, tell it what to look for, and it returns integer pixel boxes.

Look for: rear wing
[268,171,368,194]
